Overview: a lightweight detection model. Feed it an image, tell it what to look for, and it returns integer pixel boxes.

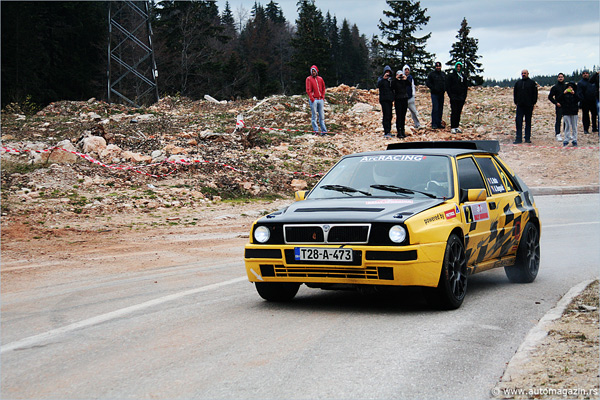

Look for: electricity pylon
[107,0,159,107]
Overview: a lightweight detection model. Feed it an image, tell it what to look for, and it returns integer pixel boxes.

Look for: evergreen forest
[1,0,595,109]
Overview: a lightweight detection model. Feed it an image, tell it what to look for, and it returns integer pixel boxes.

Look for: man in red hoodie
[306,65,327,135]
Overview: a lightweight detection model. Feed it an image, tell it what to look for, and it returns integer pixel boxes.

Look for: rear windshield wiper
[370,184,437,199]
[320,184,372,196]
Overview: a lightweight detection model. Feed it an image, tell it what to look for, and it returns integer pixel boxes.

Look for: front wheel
[255,282,300,302]
[505,222,540,283]
[425,234,468,310]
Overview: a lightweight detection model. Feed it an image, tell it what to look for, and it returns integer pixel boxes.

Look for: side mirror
[294,190,306,201]
[467,188,487,202]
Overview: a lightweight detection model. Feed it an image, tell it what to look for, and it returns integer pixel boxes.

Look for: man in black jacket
[513,69,538,144]
[446,61,468,134]
[377,65,395,138]
[548,73,566,141]
[577,70,598,134]
[392,70,409,138]
[426,61,446,129]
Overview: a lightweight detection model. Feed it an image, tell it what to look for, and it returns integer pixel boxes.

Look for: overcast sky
[230,0,599,80]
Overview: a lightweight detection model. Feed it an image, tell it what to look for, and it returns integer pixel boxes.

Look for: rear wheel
[255,282,300,302]
[505,222,540,283]
[425,234,468,310]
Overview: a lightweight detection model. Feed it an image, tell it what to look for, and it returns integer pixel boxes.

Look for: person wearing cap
[403,65,422,129]
[305,65,327,135]
[558,82,579,147]
[377,65,395,138]
[548,73,566,141]
[445,61,469,134]
[426,61,446,129]
[392,69,409,138]
[577,70,598,134]
[513,69,538,144]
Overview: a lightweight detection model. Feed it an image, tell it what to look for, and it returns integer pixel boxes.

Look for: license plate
[294,247,353,262]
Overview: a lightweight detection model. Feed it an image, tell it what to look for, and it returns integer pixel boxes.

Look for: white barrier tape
[1,146,324,179]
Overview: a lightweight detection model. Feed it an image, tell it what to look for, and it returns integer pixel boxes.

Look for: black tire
[255,282,300,302]
[425,234,468,310]
[505,222,540,283]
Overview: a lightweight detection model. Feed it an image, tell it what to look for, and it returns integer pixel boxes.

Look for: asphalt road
[1,193,598,399]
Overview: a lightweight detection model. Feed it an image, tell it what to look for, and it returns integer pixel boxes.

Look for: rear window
[475,157,507,194]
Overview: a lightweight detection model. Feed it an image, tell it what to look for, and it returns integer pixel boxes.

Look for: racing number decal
[463,202,489,224]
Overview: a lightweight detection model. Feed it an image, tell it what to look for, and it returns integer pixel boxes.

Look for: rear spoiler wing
[386,140,500,154]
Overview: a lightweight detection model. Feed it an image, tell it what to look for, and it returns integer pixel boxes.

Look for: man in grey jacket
[403,65,421,130]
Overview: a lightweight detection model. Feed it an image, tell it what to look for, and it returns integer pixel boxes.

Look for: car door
[456,156,492,266]
[474,155,524,258]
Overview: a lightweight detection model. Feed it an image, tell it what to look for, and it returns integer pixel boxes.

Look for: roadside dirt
[1,85,599,393]
[494,280,599,399]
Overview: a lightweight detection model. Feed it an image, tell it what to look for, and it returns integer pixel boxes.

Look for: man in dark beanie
[513,69,538,144]
[377,65,395,138]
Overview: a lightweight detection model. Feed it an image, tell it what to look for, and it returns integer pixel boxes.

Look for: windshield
[309,154,453,199]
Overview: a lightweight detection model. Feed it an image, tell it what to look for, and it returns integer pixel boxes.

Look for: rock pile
[1,84,598,220]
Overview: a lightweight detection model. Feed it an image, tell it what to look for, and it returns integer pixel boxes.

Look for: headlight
[389,225,407,243]
[254,226,270,243]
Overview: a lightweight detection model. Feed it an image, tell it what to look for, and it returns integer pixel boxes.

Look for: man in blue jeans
[426,61,446,129]
[305,65,327,135]
[513,69,538,144]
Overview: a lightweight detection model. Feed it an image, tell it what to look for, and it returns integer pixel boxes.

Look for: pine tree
[239,1,292,97]
[290,0,331,92]
[377,0,434,83]
[221,1,236,37]
[153,1,225,97]
[351,24,369,88]
[324,12,340,85]
[446,18,484,86]
[338,19,353,85]
[265,1,286,24]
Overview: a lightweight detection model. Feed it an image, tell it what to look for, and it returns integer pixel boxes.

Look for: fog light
[389,225,407,243]
[254,226,270,243]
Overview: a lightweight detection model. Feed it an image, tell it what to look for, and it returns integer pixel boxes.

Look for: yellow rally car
[244,140,541,309]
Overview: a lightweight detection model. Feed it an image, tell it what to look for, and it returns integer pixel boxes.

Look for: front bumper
[244,242,446,287]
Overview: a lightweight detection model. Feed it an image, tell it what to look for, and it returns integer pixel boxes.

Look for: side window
[457,157,486,191]
[475,157,509,195]
[492,157,516,192]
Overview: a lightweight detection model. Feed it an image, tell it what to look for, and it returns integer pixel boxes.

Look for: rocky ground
[495,280,599,399]
[1,85,599,395]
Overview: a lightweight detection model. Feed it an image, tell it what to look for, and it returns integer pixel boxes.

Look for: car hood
[259,197,446,223]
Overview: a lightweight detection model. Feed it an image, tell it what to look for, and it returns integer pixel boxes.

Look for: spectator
[403,65,422,129]
[392,70,409,138]
[305,65,327,135]
[548,73,566,141]
[426,61,446,129]
[513,69,538,144]
[577,70,599,134]
[445,61,469,134]
[558,82,579,147]
[377,65,394,138]
[591,70,599,124]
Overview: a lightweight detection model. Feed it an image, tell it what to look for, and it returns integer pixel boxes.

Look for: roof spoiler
[386,140,500,154]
